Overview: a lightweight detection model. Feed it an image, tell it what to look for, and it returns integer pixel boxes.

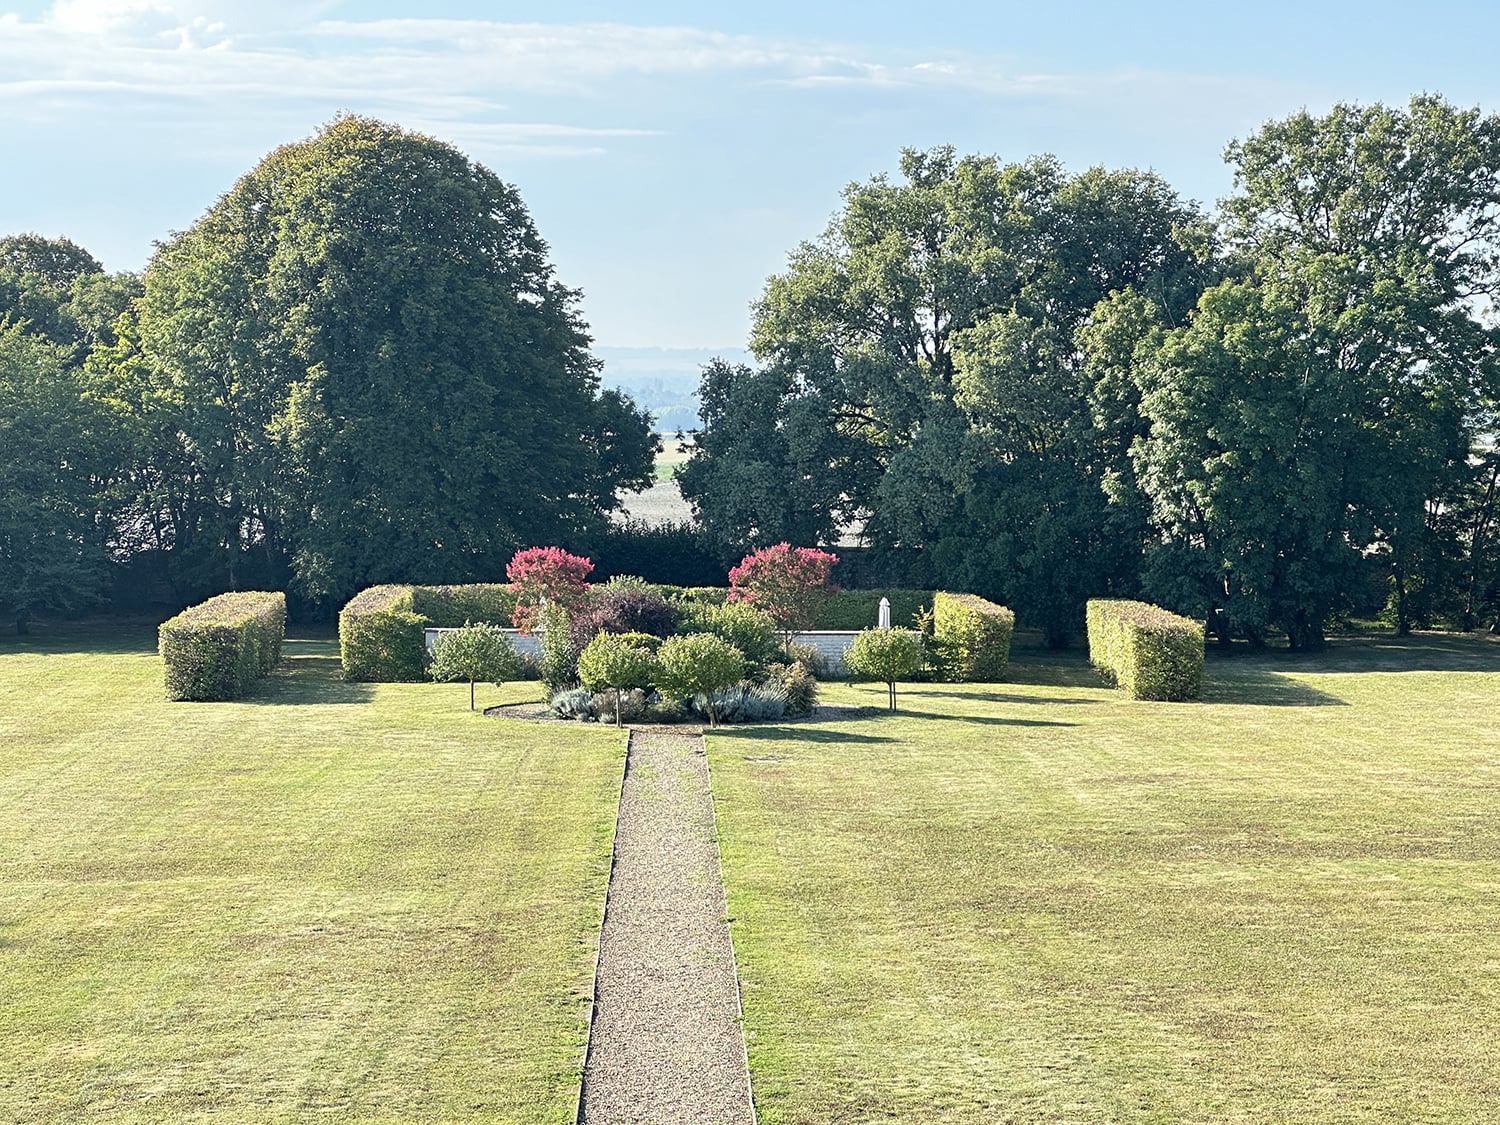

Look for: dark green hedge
[159,591,286,701]
[813,589,936,631]
[410,584,517,628]
[1086,599,1204,701]
[932,591,1015,681]
[339,585,429,682]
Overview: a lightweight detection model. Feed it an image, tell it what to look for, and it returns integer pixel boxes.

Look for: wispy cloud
[0,7,1114,123]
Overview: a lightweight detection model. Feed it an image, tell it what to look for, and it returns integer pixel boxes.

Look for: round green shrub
[844,627,925,711]
[653,633,746,727]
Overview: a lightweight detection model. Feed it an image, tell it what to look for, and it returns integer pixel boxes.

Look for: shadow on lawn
[894,707,1077,727]
[245,641,374,705]
[1201,672,1347,707]
[715,726,901,745]
[916,689,1100,707]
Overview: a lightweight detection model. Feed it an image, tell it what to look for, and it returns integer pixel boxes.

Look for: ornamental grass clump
[844,627,925,711]
[695,680,789,724]
[160,591,286,701]
[428,622,523,710]
[1086,598,1204,701]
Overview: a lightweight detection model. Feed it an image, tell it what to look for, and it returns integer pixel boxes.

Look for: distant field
[0,630,625,1123]
[710,633,1500,1123]
[654,433,695,481]
[613,435,696,525]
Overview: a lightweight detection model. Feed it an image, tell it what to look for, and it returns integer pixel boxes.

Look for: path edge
[572,726,634,1125]
[702,731,760,1123]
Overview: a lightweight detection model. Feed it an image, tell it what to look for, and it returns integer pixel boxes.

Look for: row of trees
[1,116,655,630]
[680,96,1500,647]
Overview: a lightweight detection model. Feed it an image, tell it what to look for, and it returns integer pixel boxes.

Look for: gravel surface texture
[579,727,755,1125]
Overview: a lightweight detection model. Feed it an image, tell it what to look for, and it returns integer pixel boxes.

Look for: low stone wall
[788,630,858,674]
[424,627,541,658]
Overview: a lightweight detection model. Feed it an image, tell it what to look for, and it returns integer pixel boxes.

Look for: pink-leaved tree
[506,546,593,633]
[727,543,839,651]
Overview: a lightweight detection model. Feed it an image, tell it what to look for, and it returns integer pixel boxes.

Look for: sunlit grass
[710,633,1500,1123]
[0,628,625,1123]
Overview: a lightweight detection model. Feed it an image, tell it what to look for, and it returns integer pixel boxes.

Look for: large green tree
[0,234,140,367]
[1119,96,1500,647]
[100,116,653,606]
[684,148,1210,643]
[0,235,139,627]
[0,327,110,631]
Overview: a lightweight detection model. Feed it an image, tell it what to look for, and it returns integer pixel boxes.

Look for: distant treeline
[4,99,1500,645]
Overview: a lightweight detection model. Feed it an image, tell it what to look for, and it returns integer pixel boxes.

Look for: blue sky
[3,1,1498,351]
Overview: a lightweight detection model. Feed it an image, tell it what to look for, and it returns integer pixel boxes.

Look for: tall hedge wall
[1086,599,1204,701]
[410,584,517,628]
[339,585,428,682]
[932,591,1015,681]
[160,591,286,701]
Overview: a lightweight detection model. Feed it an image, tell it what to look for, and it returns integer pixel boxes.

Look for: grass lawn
[709,632,1500,1123]
[0,627,625,1123]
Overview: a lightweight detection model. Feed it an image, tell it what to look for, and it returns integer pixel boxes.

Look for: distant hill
[596,345,752,434]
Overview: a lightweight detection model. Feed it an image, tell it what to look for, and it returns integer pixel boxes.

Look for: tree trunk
[1393,562,1411,636]
[469,678,475,711]
[15,610,29,635]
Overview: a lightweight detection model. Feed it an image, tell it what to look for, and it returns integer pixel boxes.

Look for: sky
[3,0,1500,353]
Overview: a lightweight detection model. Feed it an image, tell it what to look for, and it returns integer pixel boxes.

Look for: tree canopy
[99,115,654,608]
[1121,96,1500,646]
[683,147,1211,643]
[687,96,1500,645]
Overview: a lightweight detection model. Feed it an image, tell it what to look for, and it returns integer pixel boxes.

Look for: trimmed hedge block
[160,591,286,701]
[339,585,429,682]
[932,591,1015,681]
[1086,599,1204,701]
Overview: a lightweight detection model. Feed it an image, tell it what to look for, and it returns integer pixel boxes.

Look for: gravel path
[579,727,755,1125]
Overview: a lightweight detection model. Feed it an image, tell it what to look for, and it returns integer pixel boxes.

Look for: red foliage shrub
[727,543,839,643]
[506,546,593,633]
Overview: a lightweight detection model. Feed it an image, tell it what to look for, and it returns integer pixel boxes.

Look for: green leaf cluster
[653,634,746,727]
[844,627,925,711]
[95,116,654,607]
[428,623,522,711]
[337,585,428,683]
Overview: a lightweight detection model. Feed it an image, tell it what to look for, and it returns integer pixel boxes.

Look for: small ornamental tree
[653,633,746,728]
[577,631,660,727]
[845,627,925,712]
[429,623,523,710]
[727,543,839,651]
[507,546,593,633]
